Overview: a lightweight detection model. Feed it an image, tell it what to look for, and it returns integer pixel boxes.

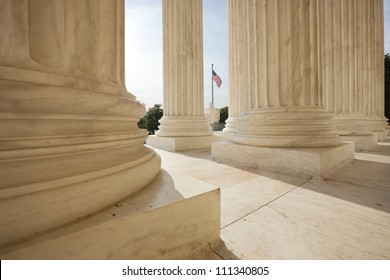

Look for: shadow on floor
[183,238,240,260]
[178,141,390,215]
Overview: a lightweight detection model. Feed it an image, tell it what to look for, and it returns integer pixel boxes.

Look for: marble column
[148,0,211,151]
[233,0,341,148]
[0,0,161,246]
[223,0,247,138]
[213,0,354,177]
[322,0,377,150]
[364,0,388,141]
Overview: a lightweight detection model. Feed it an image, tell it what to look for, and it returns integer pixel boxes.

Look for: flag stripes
[212,70,222,88]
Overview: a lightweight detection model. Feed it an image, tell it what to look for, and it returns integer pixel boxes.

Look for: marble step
[0,170,220,259]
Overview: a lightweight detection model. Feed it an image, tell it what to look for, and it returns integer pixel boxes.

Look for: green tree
[219,106,228,123]
[138,104,163,135]
[385,53,390,124]
[137,116,146,130]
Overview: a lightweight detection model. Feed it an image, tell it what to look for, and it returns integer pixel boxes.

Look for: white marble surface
[5,138,389,260]
[0,169,220,259]
[212,141,354,178]
[147,135,212,152]
[220,183,390,259]
[158,139,390,260]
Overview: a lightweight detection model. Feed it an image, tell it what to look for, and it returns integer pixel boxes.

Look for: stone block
[212,141,355,178]
[374,131,388,142]
[147,135,212,152]
[211,132,225,142]
[0,170,220,259]
[340,134,377,151]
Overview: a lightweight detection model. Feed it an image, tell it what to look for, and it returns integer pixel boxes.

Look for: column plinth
[223,118,239,137]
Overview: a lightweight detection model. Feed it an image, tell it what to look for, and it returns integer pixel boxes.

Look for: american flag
[212,70,222,88]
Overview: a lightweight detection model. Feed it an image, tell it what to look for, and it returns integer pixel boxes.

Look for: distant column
[223,0,247,138]
[156,0,210,137]
[364,0,388,140]
[322,0,377,150]
[233,0,341,148]
[148,0,211,151]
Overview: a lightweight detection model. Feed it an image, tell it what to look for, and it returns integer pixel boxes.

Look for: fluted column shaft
[0,0,129,97]
[223,0,246,135]
[364,0,388,134]
[156,0,210,137]
[233,0,341,148]
[0,0,160,245]
[322,0,374,139]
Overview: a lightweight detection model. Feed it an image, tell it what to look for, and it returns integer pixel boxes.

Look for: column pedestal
[147,117,212,151]
[213,111,355,178]
[223,118,238,141]
[340,135,377,150]
[148,136,212,152]
[0,169,220,259]
[212,141,354,178]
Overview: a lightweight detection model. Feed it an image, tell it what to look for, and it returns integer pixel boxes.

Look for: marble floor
[152,137,390,260]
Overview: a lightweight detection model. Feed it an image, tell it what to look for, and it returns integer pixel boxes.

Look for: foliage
[219,106,228,123]
[138,104,163,135]
[385,54,390,123]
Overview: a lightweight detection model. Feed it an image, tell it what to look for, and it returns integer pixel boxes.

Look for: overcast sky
[125,0,390,110]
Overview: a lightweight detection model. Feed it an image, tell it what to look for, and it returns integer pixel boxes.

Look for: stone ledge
[374,131,388,142]
[147,135,212,152]
[211,142,355,178]
[0,170,220,259]
[340,134,377,151]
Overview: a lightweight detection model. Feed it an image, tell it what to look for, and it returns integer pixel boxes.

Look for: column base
[155,117,211,137]
[0,147,161,246]
[0,170,220,259]
[340,134,377,151]
[0,83,162,245]
[234,111,342,148]
[222,117,238,141]
[147,135,212,152]
[212,141,354,178]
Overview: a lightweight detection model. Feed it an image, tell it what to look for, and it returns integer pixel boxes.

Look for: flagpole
[211,64,214,106]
